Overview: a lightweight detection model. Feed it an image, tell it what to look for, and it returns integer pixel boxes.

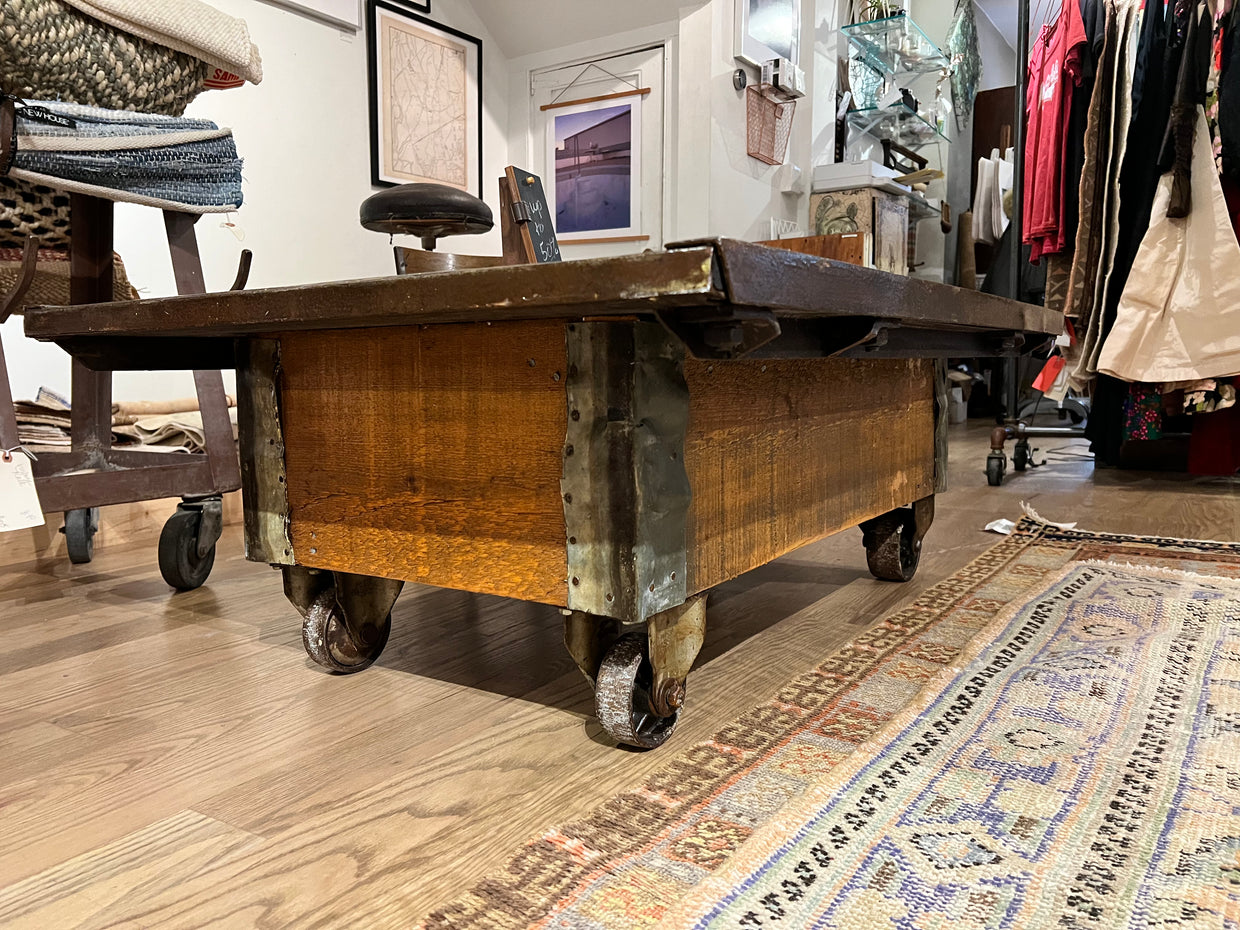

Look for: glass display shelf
[841,13,950,76]
[846,102,947,148]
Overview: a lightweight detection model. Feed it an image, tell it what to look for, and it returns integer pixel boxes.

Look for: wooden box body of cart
[262,324,934,609]
[24,238,1061,746]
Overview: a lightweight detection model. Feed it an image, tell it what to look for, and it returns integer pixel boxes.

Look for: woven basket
[0,0,208,116]
[0,0,212,247]
[0,246,139,314]
[0,177,71,249]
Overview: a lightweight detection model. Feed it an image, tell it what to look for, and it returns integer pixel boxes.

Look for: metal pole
[1011,0,1029,299]
[1007,0,1031,423]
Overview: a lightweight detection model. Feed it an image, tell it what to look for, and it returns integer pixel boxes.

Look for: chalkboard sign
[504,166,561,264]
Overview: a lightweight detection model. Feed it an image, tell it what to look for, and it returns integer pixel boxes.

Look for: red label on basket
[205,69,245,89]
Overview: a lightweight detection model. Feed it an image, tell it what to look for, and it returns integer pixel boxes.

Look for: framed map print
[366,1,481,196]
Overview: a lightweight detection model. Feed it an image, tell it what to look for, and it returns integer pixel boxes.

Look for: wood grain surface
[279,322,570,605]
[0,425,1234,926]
[756,233,867,265]
[684,357,935,593]
[278,322,933,606]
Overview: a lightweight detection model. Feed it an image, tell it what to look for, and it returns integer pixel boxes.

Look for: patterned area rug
[417,520,1240,929]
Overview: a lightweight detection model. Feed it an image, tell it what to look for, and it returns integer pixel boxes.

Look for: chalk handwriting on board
[506,166,562,263]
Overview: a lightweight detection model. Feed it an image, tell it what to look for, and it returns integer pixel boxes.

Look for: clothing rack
[985,0,1092,485]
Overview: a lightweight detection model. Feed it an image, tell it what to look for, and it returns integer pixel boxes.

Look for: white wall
[977,9,1017,92]
[3,0,510,401]
[702,0,813,240]
[503,0,816,246]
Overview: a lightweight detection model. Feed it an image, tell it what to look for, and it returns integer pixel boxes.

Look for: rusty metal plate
[562,321,690,624]
[237,338,294,565]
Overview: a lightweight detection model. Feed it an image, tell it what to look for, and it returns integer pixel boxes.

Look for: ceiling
[469,0,708,60]
[974,0,1057,52]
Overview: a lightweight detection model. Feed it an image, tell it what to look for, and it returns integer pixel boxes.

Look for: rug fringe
[1018,505,1239,547]
[1019,501,1078,529]
[1077,558,1240,586]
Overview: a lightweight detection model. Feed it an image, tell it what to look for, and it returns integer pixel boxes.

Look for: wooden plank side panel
[279,323,570,605]
[684,357,936,593]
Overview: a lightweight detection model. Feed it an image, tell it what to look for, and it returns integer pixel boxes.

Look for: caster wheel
[301,589,391,673]
[595,633,678,749]
[1013,441,1029,472]
[861,510,922,582]
[985,454,1005,487]
[158,508,216,590]
[63,507,100,564]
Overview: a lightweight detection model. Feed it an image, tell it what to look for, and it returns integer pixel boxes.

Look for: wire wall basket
[746,85,795,166]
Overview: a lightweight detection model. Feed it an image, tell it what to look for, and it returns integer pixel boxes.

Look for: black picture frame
[366,0,482,196]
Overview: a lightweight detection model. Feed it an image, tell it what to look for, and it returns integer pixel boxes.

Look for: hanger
[541,63,651,112]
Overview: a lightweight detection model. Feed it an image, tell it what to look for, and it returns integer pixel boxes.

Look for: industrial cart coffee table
[24,239,1061,748]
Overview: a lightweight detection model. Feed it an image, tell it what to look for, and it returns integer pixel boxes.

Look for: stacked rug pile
[0,0,260,311]
[13,387,237,452]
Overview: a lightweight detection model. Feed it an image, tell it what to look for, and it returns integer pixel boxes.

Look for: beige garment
[1071,0,1141,391]
[62,0,263,84]
[1064,0,1121,321]
[1097,109,1240,382]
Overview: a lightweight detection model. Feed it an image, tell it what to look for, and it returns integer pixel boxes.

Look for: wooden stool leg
[69,195,116,463]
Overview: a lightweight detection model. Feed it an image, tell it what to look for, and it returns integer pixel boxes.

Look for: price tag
[0,452,44,532]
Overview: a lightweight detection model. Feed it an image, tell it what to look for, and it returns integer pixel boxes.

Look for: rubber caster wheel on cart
[158,498,224,591]
[62,507,100,564]
[985,453,1006,487]
[1013,439,1030,472]
[301,590,392,673]
[860,495,935,582]
[595,633,680,749]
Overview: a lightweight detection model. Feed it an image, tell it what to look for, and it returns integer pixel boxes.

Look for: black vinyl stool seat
[360,183,493,251]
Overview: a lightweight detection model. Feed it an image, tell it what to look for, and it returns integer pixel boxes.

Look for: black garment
[1221,4,1240,180]
[981,225,1046,302]
[1157,3,1211,217]
[1087,0,1179,464]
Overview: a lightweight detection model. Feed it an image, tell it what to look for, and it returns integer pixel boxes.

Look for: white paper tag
[1043,363,1071,403]
[0,453,45,532]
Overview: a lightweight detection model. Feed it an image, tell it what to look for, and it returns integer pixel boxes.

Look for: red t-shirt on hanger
[1022,0,1087,261]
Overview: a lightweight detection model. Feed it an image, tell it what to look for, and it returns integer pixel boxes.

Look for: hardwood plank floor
[0,423,1235,927]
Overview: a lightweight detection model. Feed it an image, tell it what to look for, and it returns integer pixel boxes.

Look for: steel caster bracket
[567,593,707,749]
[284,566,404,673]
[177,496,224,558]
[860,494,935,582]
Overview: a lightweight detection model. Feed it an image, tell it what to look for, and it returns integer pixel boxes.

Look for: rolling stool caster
[62,507,100,564]
[360,182,494,274]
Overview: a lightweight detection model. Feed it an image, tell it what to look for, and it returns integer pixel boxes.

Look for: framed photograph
[366,0,481,196]
[261,0,363,31]
[734,0,801,67]
[545,97,642,242]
